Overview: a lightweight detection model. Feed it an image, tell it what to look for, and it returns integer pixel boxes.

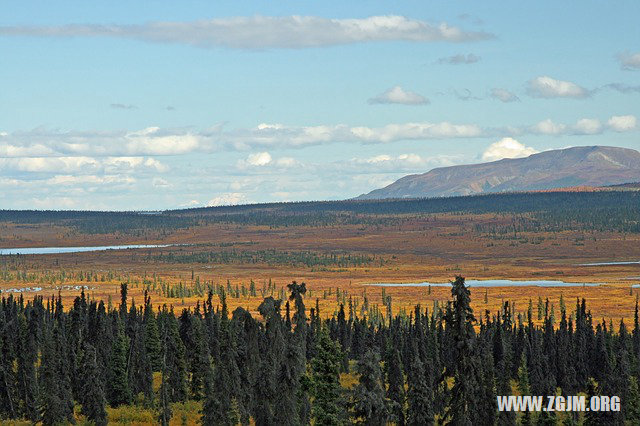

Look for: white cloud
[143,158,169,172]
[124,127,202,155]
[153,177,170,187]
[343,153,457,173]
[530,116,637,136]
[527,76,590,98]
[482,138,538,162]
[368,86,429,105]
[0,142,55,157]
[45,175,135,186]
[618,52,640,70]
[573,118,602,135]
[355,153,425,166]
[2,114,636,163]
[0,16,494,50]
[350,122,483,142]
[531,119,568,135]
[0,156,99,173]
[275,157,298,167]
[437,53,480,64]
[0,127,208,157]
[363,154,393,164]
[490,88,520,103]
[0,156,167,174]
[178,199,201,208]
[607,115,637,132]
[207,192,248,206]
[246,152,272,166]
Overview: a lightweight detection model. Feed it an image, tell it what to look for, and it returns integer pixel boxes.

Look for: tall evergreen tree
[445,276,479,425]
[406,352,434,426]
[352,349,389,425]
[143,295,162,371]
[384,347,405,425]
[16,312,39,422]
[311,329,345,426]
[39,325,75,426]
[206,295,240,425]
[80,344,108,426]
[106,319,132,406]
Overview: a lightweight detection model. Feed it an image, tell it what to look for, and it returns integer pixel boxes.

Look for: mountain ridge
[356,146,640,200]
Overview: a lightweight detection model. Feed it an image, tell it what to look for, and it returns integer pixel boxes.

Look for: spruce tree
[311,329,345,425]
[200,352,217,426]
[253,297,283,425]
[626,376,640,423]
[352,349,389,425]
[106,319,132,406]
[445,276,479,425]
[206,295,240,425]
[80,344,108,426]
[144,297,162,371]
[16,312,39,422]
[406,353,434,426]
[39,324,75,426]
[384,347,405,425]
[164,310,188,403]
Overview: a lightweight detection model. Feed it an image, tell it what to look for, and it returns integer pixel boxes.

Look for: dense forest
[1,190,638,235]
[0,277,638,425]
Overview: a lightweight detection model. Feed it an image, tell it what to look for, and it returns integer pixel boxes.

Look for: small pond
[0,244,171,255]
[366,279,602,288]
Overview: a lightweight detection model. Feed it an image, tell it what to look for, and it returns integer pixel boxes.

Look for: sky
[1,1,639,210]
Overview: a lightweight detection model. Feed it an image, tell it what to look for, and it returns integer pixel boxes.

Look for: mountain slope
[356,146,640,199]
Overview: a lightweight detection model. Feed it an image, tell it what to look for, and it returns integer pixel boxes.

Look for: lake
[579,261,640,266]
[0,244,171,255]
[366,279,602,288]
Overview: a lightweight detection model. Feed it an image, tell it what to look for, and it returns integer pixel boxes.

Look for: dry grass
[1,213,638,321]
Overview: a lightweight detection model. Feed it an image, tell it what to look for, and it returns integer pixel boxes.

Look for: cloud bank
[1,115,636,160]
[0,15,494,49]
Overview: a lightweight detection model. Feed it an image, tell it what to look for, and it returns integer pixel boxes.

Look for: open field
[2,191,639,322]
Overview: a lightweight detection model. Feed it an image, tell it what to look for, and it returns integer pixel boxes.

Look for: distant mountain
[356,146,640,200]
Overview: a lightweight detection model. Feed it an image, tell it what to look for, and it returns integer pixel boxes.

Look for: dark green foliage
[384,347,405,425]
[144,294,162,371]
[3,190,638,236]
[206,295,241,425]
[39,324,75,426]
[311,329,345,426]
[2,271,640,424]
[163,311,188,403]
[15,312,39,421]
[352,349,389,425]
[106,320,132,406]
[80,344,108,426]
[406,352,433,426]
[445,276,480,425]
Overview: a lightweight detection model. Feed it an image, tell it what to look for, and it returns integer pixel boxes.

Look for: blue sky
[1,1,639,210]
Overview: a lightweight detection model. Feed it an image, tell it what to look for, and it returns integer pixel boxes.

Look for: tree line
[2,190,638,235]
[1,277,639,424]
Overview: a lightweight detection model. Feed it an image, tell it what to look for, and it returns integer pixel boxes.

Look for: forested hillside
[0,278,637,425]
[1,190,638,235]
